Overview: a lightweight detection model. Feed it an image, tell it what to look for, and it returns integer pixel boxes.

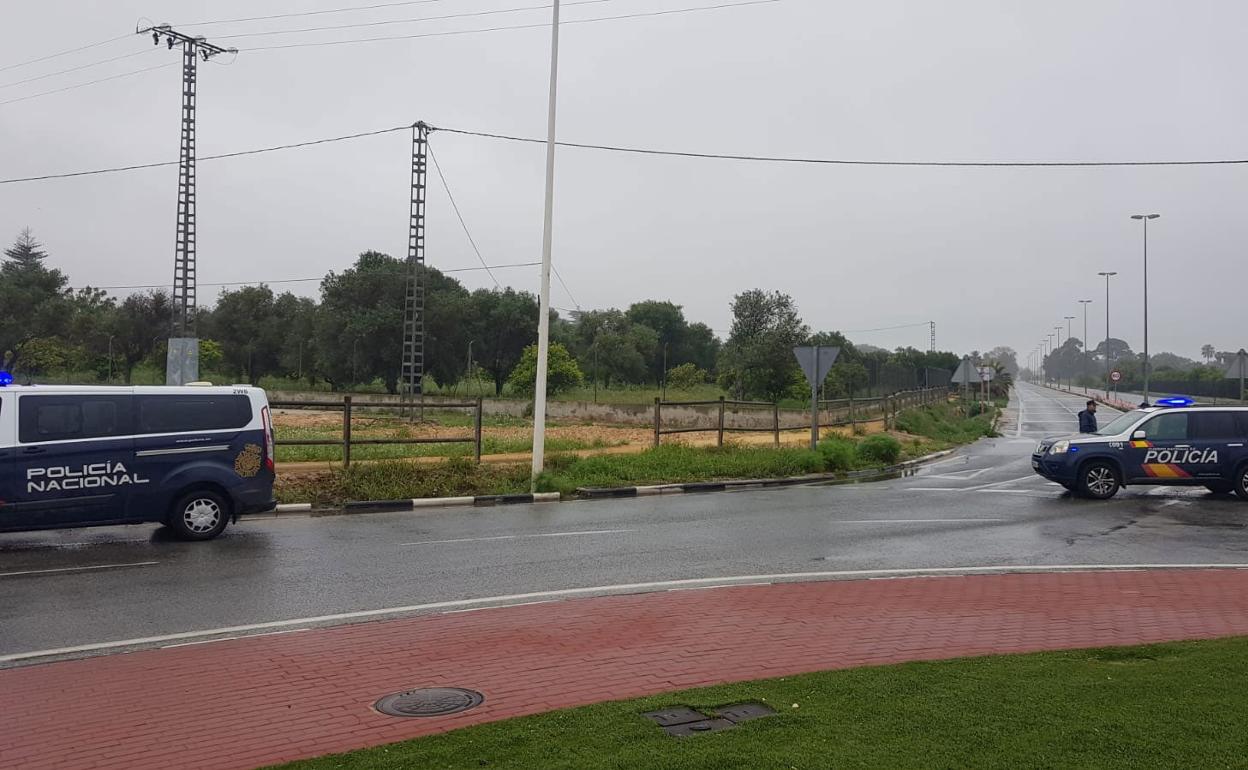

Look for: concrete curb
[338,492,561,513]
[575,448,959,500]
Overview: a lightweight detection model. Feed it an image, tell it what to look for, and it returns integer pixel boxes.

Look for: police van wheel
[1078,461,1121,500]
[1234,465,1248,501]
[168,489,230,541]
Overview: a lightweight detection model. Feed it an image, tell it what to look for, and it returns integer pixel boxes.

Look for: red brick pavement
[4,568,1248,770]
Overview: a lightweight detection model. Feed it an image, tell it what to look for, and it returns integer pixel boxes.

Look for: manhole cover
[374,687,485,718]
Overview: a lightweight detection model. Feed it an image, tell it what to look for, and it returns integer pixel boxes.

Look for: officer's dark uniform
[1078,408,1098,433]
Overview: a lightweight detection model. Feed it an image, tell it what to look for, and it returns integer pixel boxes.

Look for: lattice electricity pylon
[172,41,198,336]
[400,123,431,419]
[929,321,936,353]
[138,25,234,339]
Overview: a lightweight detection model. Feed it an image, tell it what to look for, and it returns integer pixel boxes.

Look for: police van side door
[128,393,253,521]
[15,394,136,526]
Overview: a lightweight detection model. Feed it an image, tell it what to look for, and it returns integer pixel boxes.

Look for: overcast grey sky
[1,0,1245,361]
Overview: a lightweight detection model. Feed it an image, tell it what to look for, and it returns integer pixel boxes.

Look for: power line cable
[0,49,156,90]
[437,126,1248,168]
[176,0,457,28]
[10,116,1248,185]
[841,321,934,334]
[0,124,410,183]
[0,61,177,107]
[70,262,540,292]
[427,144,500,287]
[244,0,783,51]
[0,33,133,74]
[551,265,581,310]
[213,0,616,41]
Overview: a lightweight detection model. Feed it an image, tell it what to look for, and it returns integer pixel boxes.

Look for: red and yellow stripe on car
[1142,463,1191,478]
[1131,440,1153,448]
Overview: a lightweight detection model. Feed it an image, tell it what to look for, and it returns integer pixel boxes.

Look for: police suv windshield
[1094,410,1147,437]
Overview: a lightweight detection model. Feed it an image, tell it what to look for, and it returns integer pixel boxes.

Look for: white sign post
[793,346,841,449]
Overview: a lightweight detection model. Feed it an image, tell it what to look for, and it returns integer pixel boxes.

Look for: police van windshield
[1094,410,1147,436]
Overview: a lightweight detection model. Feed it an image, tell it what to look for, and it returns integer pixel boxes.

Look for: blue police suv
[0,384,276,540]
[1032,399,1248,500]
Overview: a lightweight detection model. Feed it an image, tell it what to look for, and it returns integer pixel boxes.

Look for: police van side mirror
[1132,430,1146,440]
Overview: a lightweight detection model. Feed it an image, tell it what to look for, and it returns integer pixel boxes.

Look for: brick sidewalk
[4,569,1248,770]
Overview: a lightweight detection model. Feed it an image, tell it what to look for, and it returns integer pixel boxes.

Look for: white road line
[833,518,1007,523]
[977,489,1047,495]
[400,529,636,546]
[904,487,964,492]
[963,475,1041,491]
[0,561,158,578]
[9,563,1248,664]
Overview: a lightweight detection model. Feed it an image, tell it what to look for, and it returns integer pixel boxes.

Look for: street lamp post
[1063,316,1075,389]
[530,0,562,487]
[1054,327,1063,389]
[1098,271,1117,396]
[1130,213,1160,404]
[1078,301,1092,393]
[1046,334,1054,381]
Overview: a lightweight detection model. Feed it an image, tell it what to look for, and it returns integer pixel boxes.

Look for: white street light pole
[1063,316,1075,389]
[1078,300,1092,393]
[1130,213,1160,404]
[1098,271,1117,395]
[530,0,561,487]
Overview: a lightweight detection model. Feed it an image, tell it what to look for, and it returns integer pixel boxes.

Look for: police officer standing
[1078,400,1098,433]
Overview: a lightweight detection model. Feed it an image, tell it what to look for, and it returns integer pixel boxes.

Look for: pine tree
[4,228,48,269]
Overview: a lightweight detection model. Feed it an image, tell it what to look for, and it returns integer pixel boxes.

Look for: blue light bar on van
[0,371,11,386]
[1156,397,1194,407]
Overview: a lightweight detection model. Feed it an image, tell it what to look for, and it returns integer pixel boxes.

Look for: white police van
[0,382,276,540]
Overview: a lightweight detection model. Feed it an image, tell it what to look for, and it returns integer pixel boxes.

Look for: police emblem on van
[235,443,262,478]
[27,462,150,493]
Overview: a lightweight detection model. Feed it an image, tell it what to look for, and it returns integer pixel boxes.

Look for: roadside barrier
[270,396,483,467]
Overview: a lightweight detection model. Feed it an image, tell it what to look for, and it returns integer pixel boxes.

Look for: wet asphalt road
[3,382,1247,664]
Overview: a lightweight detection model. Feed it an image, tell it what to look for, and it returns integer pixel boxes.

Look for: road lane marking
[832,518,1006,523]
[400,529,636,546]
[10,563,1248,664]
[0,561,158,578]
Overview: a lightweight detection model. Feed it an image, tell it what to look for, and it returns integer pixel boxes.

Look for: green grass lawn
[274,637,1248,770]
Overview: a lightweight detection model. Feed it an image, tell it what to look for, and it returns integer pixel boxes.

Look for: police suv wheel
[1235,465,1248,501]
[168,489,230,541]
[1078,461,1121,500]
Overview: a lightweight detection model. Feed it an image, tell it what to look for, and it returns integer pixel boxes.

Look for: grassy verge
[276,637,1248,770]
[272,401,998,505]
[276,439,926,505]
[896,401,998,445]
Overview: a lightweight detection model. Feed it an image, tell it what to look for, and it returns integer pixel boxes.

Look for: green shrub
[665,362,708,390]
[507,342,583,396]
[818,435,858,472]
[857,434,901,465]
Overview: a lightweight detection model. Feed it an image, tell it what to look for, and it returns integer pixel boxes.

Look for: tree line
[1036,337,1240,392]
[4,229,967,400]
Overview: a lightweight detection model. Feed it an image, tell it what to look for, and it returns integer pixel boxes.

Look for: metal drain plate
[374,687,485,718]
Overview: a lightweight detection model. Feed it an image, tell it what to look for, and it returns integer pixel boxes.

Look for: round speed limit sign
[1110,370,1122,383]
